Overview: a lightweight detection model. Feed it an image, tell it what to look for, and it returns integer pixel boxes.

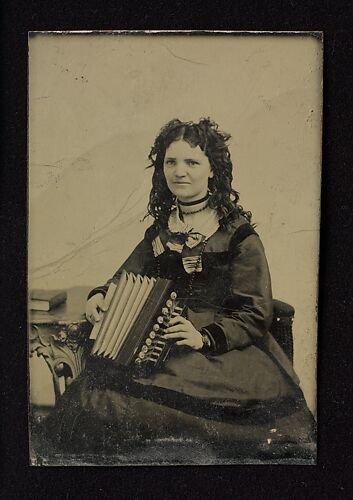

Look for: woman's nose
[174,162,187,177]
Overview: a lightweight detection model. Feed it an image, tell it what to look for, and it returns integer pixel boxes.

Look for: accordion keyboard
[134,298,183,368]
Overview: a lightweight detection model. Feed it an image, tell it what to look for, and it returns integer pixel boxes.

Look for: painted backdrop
[29,33,322,414]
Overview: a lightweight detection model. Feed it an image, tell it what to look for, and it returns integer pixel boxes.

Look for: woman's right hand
[85,293,106,325]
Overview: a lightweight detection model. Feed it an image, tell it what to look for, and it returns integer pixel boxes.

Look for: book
[29,289,67,311]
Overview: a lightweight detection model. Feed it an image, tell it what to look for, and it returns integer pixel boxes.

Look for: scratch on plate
[31,163,62,168]
[31,188,143,278]
[160,43,208,66]
[288,229,319,235]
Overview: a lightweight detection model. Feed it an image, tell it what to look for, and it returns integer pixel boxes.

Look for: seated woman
[39,118,316,463]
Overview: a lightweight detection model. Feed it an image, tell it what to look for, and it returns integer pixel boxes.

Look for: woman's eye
[165,159,176,166]
[186,160,199,166]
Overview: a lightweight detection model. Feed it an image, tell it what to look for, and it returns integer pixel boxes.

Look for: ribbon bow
[166,230,205,253]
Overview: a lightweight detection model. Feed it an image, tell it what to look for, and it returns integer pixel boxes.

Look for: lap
[37,356,315,461]
[139,346,295,402]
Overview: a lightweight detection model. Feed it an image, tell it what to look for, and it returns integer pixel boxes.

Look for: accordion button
[149,331,156,339]
[135,358,142,364]
[166,300,173,308]
[170,292,177,300]
[153,324,160,332]
[142,345,148,353]
[157,316,164,324]
[146,338,152,346]
[162,307,169,316]
[138,352,145,359]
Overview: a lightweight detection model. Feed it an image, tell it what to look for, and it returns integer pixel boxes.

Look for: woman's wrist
[198,329,213,354]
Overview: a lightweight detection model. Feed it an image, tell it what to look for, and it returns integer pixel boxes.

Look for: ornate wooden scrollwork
[30,321,91,403]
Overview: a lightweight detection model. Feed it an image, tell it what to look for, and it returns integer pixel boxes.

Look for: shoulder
[226,218,270,267]
[143,222,160,242]
[207,214,258,253]
[227,217,258,249]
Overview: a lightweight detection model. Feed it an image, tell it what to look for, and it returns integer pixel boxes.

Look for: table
[29,286,93,404]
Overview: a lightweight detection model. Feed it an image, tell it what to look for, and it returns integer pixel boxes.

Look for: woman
[40,118,316,463]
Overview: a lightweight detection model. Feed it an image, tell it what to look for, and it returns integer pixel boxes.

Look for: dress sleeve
[201,231,273,354]
[87,226,156,300]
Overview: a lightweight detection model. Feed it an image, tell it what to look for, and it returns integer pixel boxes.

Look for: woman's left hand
[162,315,203,350]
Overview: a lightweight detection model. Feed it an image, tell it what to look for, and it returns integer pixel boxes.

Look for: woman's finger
[85,312,93,324]
[92,309,102,322]
[163,332,188,340]
[96,294,106,311]
[175,339,191,346]
[167,315,187,326]
[163,325,189,334]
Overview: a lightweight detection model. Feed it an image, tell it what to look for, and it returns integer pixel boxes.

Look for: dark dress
[37,215,316,464]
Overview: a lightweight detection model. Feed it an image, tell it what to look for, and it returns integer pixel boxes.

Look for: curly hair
[146,117,251,229]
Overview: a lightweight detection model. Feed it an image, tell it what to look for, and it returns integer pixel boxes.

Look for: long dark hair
[146,117,251,229]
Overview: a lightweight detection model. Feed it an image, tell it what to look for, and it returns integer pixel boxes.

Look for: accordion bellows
[89,270,182,369]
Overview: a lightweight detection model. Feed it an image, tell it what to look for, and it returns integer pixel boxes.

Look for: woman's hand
[85,293,106,325]
[162,315,203,350]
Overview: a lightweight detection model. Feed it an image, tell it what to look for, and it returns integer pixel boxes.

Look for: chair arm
[269,299,295,363]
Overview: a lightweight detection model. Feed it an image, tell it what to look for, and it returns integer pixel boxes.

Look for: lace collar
[168,204,219,246]
[152,205,220,273]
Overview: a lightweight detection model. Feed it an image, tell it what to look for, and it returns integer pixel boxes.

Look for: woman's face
[163,140,213,203]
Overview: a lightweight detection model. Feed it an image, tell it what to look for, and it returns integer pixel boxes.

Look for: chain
[154,238,208,297]
[180,204,209,216]
[155,257,161,278]
[186,238,208,297]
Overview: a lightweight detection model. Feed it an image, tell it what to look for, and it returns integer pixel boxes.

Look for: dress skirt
[34,346,317,464]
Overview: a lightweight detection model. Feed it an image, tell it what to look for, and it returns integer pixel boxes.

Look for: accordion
[89,270,184,370]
